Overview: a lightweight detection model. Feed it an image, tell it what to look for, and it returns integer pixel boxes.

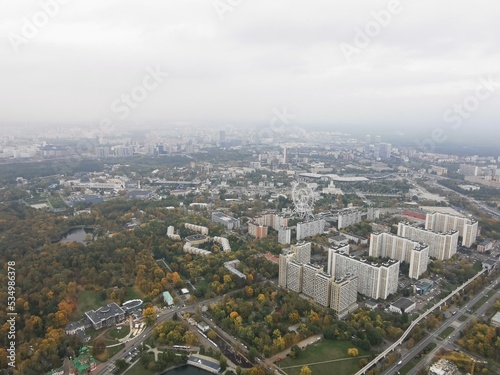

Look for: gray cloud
[0,0,499,131]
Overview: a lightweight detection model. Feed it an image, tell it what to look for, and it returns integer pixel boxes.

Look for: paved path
[268,333,323,364]
[280,355,371,370]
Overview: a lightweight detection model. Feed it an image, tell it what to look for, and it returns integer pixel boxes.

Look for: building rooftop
[491,312,500,325]
[85,303,125,326]
[187,354,221,371]
[391,297,415,310]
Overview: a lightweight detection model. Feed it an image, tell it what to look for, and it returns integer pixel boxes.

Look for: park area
[277,340,369,375]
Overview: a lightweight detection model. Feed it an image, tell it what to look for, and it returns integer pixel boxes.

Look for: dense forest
[0,199,277,373]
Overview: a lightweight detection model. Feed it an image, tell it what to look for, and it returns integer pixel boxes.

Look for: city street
[383,276,500,375]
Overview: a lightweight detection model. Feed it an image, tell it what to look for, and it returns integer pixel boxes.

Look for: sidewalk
[268,333,323,363]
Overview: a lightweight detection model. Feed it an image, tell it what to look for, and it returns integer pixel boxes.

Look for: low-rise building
[389,298,416,314]
[478,240,494,253]
[84,303,125,330]
[414,279,433,295]
[211,211,240,230]
[163,291,174,306]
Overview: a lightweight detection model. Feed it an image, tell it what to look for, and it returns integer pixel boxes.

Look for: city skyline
[1,0,499,138]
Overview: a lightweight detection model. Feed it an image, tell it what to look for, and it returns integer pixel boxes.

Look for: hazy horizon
[1,0,499,135]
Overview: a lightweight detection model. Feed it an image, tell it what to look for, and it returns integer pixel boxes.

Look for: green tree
[220,356,227,371]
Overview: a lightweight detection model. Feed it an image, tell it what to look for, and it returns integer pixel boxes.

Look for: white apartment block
[397,222,458,260]
[338,208,363,229]
[286,260,303,293]
[296,219,325,240]
[184,223,209,236]
[291,242,312,264]
[425,212,478,247]
[302,263,323,298]
[327,244,350,274]
[278,227,292,244]
[331,273,358,319]
[369,232,429,279]
[278,250,295,288]
[459,164,479,176]
[314,272,333,307]
[328,248,399,300]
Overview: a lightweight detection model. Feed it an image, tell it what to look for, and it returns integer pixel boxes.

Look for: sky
[1,0,499,136]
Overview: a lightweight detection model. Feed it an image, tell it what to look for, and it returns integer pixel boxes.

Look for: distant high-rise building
[365,134,371,145]
[378,143,392,159]
[291,242,312,264]
[314,272,333,307]
[375,135,381,144]
[458,164,479,177]
[397,222,458,260]
[278,227,292,244]
[369,232,429,279]
[279,250,295,288]
[331,273,358,319]
[328,247,399,300]
[302,263,323,298]
[338,208,363,229]
[283,146,288,164]
[219,130,226,143]
[286,260,303,293]
[248,221,268,239]
[425,212,478,247]
[95,146,110,159]
[296,219,325,240]
[255,213,288,230]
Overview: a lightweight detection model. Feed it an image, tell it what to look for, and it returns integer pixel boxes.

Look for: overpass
[355,269,486,375]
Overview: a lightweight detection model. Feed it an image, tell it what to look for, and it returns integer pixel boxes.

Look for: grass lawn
[72,290,104,320]
[278,340,369,375]
[438,327,455,340]
[94,344,125,362]
[126,286,146,300]
[458,314,468,322]
[108,325,131,340]
[472,294,491,312]
[126,361,155,375]
[400,357,421,375]
[49,197,66,208]
[194,279,210,289]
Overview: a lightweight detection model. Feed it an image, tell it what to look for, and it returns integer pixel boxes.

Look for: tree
[92,338,106,356]
[347,348,359,357]
[289,345,301,359]
[115,359,128,371]
[300,365,312,375]
[143,306,157,326]
[359,358,368,368]
[220,356,227,371]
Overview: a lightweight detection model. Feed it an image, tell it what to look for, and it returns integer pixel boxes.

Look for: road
[93,295,225,375]
[424,176,500,219]
[383,275,500,375]
[355,269,487,375]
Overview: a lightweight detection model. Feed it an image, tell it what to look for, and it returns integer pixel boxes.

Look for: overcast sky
[1,0,499,133]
